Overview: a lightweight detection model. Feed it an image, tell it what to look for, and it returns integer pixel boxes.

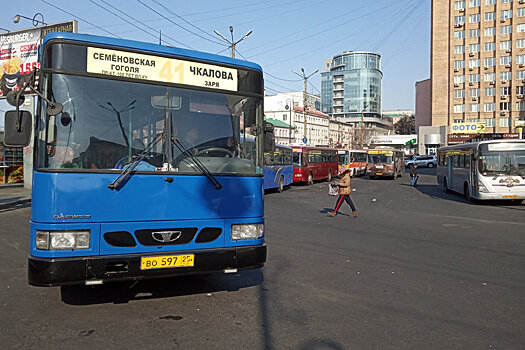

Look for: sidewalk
[0,184,31,210]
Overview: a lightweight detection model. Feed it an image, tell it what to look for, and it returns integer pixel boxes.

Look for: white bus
[437,140,525,202]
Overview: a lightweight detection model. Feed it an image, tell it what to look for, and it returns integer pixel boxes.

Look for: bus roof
[42,32,263,73]
[438,139,525,151]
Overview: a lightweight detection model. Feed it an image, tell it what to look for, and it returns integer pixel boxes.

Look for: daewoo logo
[152,231,182,243]
[499,177,520,187]
[53,214,92,220]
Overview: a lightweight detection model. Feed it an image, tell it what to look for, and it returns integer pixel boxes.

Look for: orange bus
[338,149,367,177]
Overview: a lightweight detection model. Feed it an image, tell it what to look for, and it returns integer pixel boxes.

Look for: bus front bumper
[476,192,525,200]
[28,245,266,287]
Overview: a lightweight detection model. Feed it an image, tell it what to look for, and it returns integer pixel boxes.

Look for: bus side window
[464,155,470,169]
[459,154,465,168]
[453,155,460,168]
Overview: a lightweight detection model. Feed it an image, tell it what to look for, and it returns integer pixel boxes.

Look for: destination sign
[368,150,393,155]
[87,47,238,91]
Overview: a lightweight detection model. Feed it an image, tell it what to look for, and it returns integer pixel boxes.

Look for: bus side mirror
[3,110,33,147]
[263,122,274,153]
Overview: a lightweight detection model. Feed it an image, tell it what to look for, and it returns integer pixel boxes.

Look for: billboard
[447,133,520,145]
[0,21,77,98]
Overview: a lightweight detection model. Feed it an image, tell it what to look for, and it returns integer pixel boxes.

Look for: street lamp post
[214,26,252,59]
[13,13,47,26]
[360,89,368,149]
[285,98,293,145]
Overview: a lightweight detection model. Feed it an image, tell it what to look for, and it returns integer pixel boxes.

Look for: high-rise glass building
[321,51,385,127]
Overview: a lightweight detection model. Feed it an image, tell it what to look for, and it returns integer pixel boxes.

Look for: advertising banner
[0,21,76,98]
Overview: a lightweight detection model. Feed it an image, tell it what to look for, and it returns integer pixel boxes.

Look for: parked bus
[2,33,272,286]
[338,149,367,177]
[292,146,338,185]
[366,148,404,179]
[264,144,293,192]
[437,140,525,202]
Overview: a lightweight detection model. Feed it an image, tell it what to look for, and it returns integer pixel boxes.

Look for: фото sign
[450,122,486,134]
[0,21,76,98]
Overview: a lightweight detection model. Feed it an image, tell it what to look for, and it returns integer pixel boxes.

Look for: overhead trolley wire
[137,0,227,48]
[40,0,122,38]
[150,0,225,44]
[91,0,194,49]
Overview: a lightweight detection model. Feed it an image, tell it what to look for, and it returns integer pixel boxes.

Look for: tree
[394,116,415,135]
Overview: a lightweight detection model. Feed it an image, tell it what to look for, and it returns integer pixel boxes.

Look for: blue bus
[264,144,293,192]
[2,33,272,286]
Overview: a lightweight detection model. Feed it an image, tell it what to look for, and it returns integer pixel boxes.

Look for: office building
[432,0,525,133]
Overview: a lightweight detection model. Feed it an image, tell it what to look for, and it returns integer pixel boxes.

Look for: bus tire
[328,170,332,182]
[278,176,284,193]
[307,172,314,186]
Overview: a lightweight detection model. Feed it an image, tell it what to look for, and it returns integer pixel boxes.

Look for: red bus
[292,146,338,185]
[366,148,405,179]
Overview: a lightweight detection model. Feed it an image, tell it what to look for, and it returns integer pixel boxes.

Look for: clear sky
[0,0,430,123]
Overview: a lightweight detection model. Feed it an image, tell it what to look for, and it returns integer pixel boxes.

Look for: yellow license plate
[376,173,383,175]
[503,195,517,199]
[140,254,194,270]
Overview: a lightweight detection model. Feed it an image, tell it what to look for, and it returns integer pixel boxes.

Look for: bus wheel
[327,170,332,181]
[443,177,450,193]
[307,172,314,185]
[278,176,284,193]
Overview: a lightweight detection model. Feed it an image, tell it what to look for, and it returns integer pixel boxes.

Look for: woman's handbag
[328,182,338,196]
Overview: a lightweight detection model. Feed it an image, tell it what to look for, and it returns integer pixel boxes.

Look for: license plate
[503,195,518,199]
[376,173,383,175]
[140,254,194,270]
[376,166,384,169]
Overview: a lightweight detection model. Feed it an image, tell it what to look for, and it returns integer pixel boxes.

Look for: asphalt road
[0,171,524,349]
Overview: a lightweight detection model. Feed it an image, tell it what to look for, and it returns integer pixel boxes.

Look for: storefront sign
[447,133,520,145]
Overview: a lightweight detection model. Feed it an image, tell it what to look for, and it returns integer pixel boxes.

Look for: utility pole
[293,68,319,145]
[214,26,252,58]
[360,89,368,149]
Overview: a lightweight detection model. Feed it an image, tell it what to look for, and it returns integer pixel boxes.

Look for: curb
[0,198,32,210]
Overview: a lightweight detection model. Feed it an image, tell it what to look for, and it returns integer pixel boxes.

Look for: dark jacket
[338,171,351,195]
[410,166,418,177]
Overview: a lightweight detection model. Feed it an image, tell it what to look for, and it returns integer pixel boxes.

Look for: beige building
[432,0,525,133]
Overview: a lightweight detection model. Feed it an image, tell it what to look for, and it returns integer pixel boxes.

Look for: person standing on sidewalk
[329,166,357,217]
[410,164,419,186]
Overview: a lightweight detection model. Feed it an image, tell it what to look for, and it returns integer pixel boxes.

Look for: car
[405,155,437,168]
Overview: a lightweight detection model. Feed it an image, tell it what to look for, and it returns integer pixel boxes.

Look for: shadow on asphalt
[60,269,264,306]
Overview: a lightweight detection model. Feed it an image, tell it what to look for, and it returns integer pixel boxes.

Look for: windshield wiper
[171,137,222,190]
[108,132,164,190]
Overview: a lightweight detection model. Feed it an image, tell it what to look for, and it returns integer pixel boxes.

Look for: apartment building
[432,0,525,132]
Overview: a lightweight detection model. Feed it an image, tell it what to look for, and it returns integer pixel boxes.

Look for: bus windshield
[338,152,348,165]
[292,151,302,168]
[478,143,525,177]
[37,73,263,174]
[368,154,393,164]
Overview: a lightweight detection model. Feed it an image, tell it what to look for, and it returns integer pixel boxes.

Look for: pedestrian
[328,166,358,217]
[410,164,419,186]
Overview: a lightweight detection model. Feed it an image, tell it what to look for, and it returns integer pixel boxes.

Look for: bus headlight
[231,223,264,240]
[477,180,488,193]
[36,230,90,250]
